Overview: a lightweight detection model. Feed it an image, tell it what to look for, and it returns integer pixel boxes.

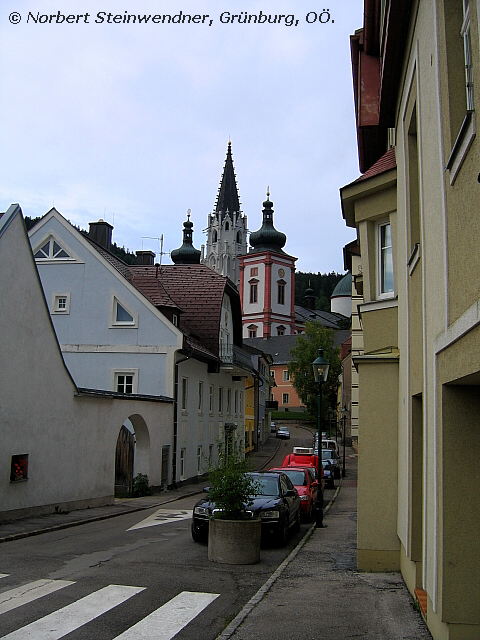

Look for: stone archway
[114,414,150,497]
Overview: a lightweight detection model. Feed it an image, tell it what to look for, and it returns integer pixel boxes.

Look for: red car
[269,466,319,522]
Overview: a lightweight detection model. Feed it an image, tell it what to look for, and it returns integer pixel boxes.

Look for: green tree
[288,322,341,418]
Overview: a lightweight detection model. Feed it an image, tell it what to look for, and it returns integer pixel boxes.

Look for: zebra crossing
[0,574,219,639]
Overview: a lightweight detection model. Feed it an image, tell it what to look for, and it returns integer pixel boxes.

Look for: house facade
[341,3,480,639]
[0,205,174,519]
[29,210,251,487]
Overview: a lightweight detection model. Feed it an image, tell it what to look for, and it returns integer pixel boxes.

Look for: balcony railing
[219,343,254,372]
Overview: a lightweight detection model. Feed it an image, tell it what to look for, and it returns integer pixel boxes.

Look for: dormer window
[34,237,71,260]
[112,298,137,327]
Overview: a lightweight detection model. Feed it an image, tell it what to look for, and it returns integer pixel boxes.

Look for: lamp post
[312,349,330,528]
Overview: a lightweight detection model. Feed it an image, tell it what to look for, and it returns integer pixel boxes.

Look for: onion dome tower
[248,191,287,254]
[201,141,248,285]
[171,211,201,265]
[239,190,297,338]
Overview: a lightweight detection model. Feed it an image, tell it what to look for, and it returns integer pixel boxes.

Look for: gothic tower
[201,142,248,286]
[239,191,297,338]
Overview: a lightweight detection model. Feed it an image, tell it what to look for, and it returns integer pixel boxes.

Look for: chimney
[88,219,113,250]
[136,250,156,266]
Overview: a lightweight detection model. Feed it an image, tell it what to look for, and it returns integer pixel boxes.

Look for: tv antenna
[141,235,169,265]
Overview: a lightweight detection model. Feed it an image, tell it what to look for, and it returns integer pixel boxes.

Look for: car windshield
[253,475,280,496]
[322,450,334,460]
[278,469,306,486]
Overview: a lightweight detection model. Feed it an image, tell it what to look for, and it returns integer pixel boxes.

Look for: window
[181,377,188,411]
[197,446,202,474]
[227,388,231,414]
[378,222,394,296]
[212,230,217,243]
[270,370,275,379]
[277,280,286,305]
[250,267,258,276]
[218,387,223,412]
[225,221,230,231]
[198,381,203,411]
[33,237,71,260]
[248,324,257,338]
[282,393,289,404]
[180,448,186,479]
[249,281,258,304]
[277,326,285,336]
[462,0,474,111]
[209,385,214,412]
[208,444,214,467]
[112,298,136,327]
[52,293,70,314]
[10,454,28,482]
[283,370,290,382]
[234,389,239,414]
[115,372,135,394]
[172,314,179,327]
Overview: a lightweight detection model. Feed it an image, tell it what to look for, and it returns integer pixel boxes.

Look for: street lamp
[312,349,330,528]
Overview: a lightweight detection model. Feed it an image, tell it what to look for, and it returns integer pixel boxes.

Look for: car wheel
[276,519,289,546]
[191,523,206,543]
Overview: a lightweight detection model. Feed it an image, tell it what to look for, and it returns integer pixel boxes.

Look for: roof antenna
[141,235,168,265]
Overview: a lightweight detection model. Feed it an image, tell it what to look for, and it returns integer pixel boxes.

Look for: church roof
[214,141,241,219]
[245,331,350,365]
[294,306,347,329]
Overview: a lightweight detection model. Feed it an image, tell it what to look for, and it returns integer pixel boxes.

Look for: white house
[28,210,252,487]
[0,204,174,519]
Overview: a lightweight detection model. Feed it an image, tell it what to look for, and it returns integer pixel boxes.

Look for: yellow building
[341,3,480,639]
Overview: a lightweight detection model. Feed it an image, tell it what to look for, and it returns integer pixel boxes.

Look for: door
[115,425,135,497]
[161,446,170,487]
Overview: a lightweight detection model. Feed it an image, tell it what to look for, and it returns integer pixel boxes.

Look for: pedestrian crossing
[0,574,219,639]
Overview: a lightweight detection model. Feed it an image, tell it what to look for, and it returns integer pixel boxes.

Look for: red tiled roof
[129,266,181,310]
[130,264,229,356]
[354,147,396,183]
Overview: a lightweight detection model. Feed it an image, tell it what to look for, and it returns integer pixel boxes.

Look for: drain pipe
[172,351,190,487]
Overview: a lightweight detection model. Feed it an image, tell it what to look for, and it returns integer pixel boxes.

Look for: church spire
[171,210,201,264]
[214,141,241,220]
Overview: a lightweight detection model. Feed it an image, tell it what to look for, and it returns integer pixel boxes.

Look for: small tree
[288,322,341,418]
[207,452,260,519]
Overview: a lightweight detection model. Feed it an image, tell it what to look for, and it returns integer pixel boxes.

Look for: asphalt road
[0,425,328,640]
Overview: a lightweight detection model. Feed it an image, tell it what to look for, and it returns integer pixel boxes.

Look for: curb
[0,489,203,544]
[215,477,343,640]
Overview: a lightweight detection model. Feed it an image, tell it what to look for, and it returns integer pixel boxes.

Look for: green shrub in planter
[207,453,260,519]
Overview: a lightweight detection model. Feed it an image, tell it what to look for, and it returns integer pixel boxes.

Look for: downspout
[172,350,190,487]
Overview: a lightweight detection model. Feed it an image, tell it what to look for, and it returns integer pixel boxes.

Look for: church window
[212,230,218,243]
[225,222,230,231]
[34,237,71,260]
[277,326,286,336]
[249,282,258,304]
[250,267,258,276]
[236,231,242,243]
[248,324,257,338]
[277,280,286,305]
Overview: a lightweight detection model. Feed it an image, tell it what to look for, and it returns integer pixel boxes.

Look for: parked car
[321,449,340,487]
[276,427,291,439]
[270,422,277,433]
[191,471,301,545]
[269,466,319,522]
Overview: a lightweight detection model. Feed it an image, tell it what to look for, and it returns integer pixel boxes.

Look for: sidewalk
[0,437,281,544]
[219,452,433,640]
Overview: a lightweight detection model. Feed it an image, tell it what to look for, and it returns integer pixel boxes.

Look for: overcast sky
[0,1,363,273]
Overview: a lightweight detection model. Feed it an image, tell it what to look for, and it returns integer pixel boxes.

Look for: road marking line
[113,591,220,639]
[0,580,74,615]
[0,584,145,639]
[0,575,8,579]
[127,508,191,531]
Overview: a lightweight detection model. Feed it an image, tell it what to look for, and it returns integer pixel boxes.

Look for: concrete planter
[208,518,261,564]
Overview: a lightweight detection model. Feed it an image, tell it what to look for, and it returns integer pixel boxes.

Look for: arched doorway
[114,414,150,497]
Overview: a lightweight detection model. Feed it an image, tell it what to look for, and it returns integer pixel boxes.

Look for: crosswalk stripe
[0,580,74,615]
[0,584,145,639]
[113,591,220,639]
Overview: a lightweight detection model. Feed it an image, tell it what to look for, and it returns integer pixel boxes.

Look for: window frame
[111,297,138,328]
[376,221,395,299]
[114,369,138,394]
[277,280,286,305]
[33,236,75,262]
[52,292,71,314]
[249,280,258,304]
[282,392,289,404]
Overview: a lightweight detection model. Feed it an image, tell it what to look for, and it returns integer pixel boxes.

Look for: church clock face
[278,268,285,278]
